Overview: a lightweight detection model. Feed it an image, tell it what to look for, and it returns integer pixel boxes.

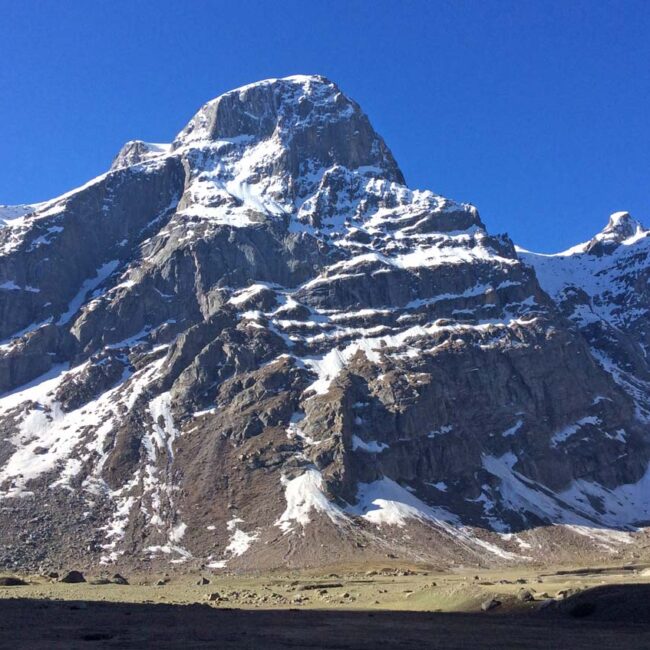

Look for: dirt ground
[2,599,650,650]
[1,563,650,648]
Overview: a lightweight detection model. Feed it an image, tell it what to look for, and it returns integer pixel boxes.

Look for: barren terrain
[2,562,650,648]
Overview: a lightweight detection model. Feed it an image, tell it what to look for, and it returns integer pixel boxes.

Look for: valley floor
[1,563,650,648]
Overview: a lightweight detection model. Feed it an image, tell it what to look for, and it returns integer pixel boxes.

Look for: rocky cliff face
[520,213,650,438]
[0,75,649,572]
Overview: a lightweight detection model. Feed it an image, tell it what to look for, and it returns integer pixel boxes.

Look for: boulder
[112,574,129,585]
[517,589,535,602]
[0,576,27,586]
[481,598,501,612]
[60,571,86,584]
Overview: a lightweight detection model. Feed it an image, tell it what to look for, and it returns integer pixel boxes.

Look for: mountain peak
[173,75,344,146]
[110,140,172,171]
[585,211,648,254]
[172,74,405,185]
[602,211,642,240]
[3,75,650,572]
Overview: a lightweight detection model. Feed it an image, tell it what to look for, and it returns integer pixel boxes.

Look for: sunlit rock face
[0,75,649,572]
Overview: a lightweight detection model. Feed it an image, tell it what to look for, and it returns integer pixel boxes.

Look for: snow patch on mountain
[349,477,455,527]
[275,468,346,533]
[518,212,650,330]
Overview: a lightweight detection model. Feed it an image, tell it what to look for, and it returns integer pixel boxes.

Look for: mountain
[520,212,650,433]
[0,75,649,573]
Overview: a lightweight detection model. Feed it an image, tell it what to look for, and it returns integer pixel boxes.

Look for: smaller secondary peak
[585,211,648,254]
[602,211,640,240]
[110,140,171,171]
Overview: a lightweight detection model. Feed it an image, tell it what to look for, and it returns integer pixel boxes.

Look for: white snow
[275,468,345,533]
[275,468,517,558]
[428,425,453,438]
[481,450,650,537]
[348,477,519,559]
[148,392,179,459]
[0,204,38,224]
[551,416,600,447]
[57,260,119,325]
[563,524,633,550]
[285,411,319,446]
[3,77,643,567]
[348,477,455,527]
[0,364,87,498]
[169,522,187,543]
[0,354,196,562]
[301,317,536,396]
[145,542,192,562]
[519,215,650,332]
[207,560,228,569]
[111,141,172,170]
[351,435,389,453]
[482,452,594,528]
[225,521,259,557]
[501,420,523,437]
[228,283,271,306]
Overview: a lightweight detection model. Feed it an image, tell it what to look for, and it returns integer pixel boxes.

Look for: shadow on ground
[1,585,650,649]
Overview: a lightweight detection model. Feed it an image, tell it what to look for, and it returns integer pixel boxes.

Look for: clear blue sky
[1,0,648,252]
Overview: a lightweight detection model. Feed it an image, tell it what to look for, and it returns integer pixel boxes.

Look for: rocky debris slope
[0,75,649,571]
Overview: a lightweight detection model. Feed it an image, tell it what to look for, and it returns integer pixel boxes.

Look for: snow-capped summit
[174,75,350,145]
[584,211,648,254]
[111,75,407,232]
[603,211,641,239]
[517,212,648,261]
[172,74,404,182]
